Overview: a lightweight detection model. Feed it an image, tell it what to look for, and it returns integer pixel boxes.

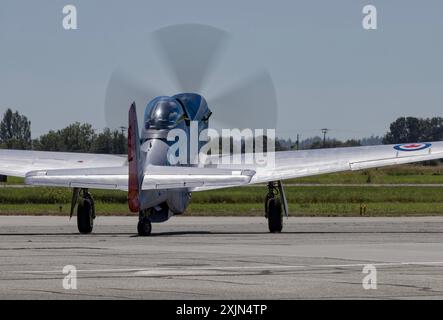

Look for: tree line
[0,108,442,154]
[383,117,443,144]
[275,117,443,151]
[0,109,126,154]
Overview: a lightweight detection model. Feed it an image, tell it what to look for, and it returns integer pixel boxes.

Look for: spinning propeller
[104,24,278,132]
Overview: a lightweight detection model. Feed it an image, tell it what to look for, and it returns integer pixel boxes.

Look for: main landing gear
[265,181,288,233]
[71,188,96,234]
[137,210,152,237]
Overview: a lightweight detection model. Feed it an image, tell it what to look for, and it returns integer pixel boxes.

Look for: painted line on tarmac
[10,261,443,275]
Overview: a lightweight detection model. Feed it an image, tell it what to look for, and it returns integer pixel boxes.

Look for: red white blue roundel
[394,143,432,152]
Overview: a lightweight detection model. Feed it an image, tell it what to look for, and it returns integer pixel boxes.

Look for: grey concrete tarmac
[1,216,443,300]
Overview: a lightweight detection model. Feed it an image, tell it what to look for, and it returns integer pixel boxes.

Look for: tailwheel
[137,211,152,236]
[77,190,95,234]
[265,182,283,233]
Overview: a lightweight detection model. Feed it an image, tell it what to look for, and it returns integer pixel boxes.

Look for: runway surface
[1,216,443,299]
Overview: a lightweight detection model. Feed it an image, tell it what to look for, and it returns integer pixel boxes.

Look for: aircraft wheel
[267,198,282,233]
[77,198,94,234]
[137,217,152,236]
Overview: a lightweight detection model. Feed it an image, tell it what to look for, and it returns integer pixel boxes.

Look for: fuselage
[138,93,211,222]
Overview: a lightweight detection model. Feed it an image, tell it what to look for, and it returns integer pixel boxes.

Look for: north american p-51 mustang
[0,93,442,236]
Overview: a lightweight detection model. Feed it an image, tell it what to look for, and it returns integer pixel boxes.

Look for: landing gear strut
[265,182,283,233]
[137,210,152,236]
[76,189,95,234]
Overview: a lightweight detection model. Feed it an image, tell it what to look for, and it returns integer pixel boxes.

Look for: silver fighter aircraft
[0,94,442,236]
[2,24,443,236]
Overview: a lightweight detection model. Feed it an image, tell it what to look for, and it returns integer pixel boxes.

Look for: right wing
[0,149,129,190]
[0,149,127,177]
[192,141,443,191]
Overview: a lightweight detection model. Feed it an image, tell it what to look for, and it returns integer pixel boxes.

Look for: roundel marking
[393,143,432,152]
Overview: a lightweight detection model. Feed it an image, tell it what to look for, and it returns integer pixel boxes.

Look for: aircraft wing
[0,149,128,190]
[192,141,443,191]
[0,149,127,177]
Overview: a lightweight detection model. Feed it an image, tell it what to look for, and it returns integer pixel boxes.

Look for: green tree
[91,128,113,154]
[34,124,127,154]
[91,128,127,154]
[0,109,32,149]
[59,122,95,152]
[428,117,443,141]
[34,123,95,152]
[112,130,127,154]
[384,117,443,144]
[33,130,62,151]
[91,128,128,154]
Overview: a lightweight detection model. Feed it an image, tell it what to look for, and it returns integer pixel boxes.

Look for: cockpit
[144,97,185,130]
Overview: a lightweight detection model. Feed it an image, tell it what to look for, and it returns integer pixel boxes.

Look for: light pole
[321,128,329,148]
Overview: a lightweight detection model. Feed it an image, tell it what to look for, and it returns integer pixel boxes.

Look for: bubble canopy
[144,97,185,130]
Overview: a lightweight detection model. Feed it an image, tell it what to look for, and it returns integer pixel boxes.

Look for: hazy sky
[0,0,442,140]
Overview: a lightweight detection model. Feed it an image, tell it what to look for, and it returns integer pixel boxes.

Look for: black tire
[77,199,93,234]
[264,194,270,217]
[137,217,152,236]
[267,198,283,233]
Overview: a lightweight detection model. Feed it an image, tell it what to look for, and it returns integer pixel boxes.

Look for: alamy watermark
[62,265,77,290]
[61,4,377,31]
[165,121,276,167]
[362,264,377,290]
[62,5,78,30]
[362,5,377,30]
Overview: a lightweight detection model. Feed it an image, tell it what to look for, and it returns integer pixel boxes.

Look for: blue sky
[0,0,442,140]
